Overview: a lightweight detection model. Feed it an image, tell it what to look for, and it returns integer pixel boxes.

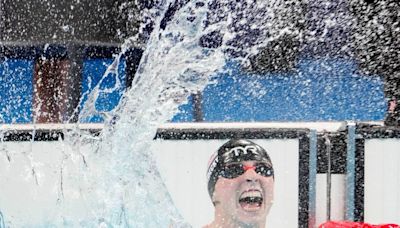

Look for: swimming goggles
[219,163,274,179]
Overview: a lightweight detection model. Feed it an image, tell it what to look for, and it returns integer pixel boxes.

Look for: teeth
[240,190,262,199]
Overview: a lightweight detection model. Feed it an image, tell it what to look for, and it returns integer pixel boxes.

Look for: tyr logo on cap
[222,145,259,163]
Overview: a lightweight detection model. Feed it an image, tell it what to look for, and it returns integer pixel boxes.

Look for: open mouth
[238,190,263,211]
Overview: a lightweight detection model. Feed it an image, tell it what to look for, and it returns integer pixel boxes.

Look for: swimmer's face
[212,160,274,225]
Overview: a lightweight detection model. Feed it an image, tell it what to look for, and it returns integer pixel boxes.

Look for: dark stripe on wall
[354,138,365,222]
[317,133,347,174]
[299,134,310,228]
[155,128,309,140]
[356,125,400,139]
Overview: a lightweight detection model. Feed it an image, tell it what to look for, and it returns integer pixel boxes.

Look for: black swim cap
[206,139,273,199]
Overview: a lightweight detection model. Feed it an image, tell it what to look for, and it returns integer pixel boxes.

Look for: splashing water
[77,0,228,226]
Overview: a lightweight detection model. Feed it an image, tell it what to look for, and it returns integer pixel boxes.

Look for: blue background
[0,57,387,123]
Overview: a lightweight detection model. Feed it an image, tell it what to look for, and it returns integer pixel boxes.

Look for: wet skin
[210,161,274,228]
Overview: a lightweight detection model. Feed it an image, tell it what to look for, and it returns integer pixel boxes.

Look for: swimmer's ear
[212,197,220,206]
[211,191,220,206]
